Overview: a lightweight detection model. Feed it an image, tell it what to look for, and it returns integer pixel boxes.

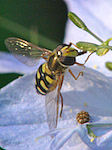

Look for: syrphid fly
[5,37,91,129]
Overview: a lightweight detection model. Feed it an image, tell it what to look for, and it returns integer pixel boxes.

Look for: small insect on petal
[76,111,90,124]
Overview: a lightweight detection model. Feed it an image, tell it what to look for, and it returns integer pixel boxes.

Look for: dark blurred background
[0,0,67,88]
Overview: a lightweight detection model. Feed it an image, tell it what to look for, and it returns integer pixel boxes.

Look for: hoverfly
[5,37,91,129]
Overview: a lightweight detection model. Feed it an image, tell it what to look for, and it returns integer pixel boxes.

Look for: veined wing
[45,74,64,129]
[5,37,52,66]
[45,87,59,129]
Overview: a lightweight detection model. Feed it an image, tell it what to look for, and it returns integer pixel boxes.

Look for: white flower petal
[0,72,52,149]
[77,122,112,150]
[0,72,46,125]
[63,66,112,117]
[47,121,112,150]
[50,127,77,150]
[96,130,112,148]
[0,66,112,149]
[0,124,50,150]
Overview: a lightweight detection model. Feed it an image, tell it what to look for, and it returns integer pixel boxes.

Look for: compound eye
[57,50,62,57]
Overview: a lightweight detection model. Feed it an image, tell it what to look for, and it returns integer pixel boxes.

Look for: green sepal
[96,38,112,56]
[76,42,98,52]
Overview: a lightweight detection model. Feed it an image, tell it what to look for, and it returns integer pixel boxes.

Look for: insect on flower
[76,111,90,124]
[5,37,91,129]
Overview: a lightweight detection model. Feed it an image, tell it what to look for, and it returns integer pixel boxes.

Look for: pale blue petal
[35,63,112,149]
[0,124,50,150]
[48,121,112,150]
[49,65,112,149]
[97,130,112,148]
[77,122,112,150]
[0,66,112,149]
[50,127,77,150]
[0,72,51,149]
[63,66,112,117]
[0,72,47,125]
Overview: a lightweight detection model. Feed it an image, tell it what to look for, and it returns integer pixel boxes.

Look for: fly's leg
[68,68,83,80]
[59,75,64,118]
[83,52,93,65]
[56,75,64,125]
[69,42,78,49]
[75,52,94,66]
[68,42,94,66]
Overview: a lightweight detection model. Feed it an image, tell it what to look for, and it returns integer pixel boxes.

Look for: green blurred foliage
[0,0,67,88]
[0,73,23,88]
[0,146,6,150]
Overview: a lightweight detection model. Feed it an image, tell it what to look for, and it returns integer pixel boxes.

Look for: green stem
[87,123,112,128]
[68,12,104,43]
[98,45,112,50]
[85,28,104,43]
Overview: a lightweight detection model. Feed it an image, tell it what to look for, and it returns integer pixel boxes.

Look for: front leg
[68,69,83,80]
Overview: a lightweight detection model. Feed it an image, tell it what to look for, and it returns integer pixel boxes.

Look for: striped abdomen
[35,63,57,95]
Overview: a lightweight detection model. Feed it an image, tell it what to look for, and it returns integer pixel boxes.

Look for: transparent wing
[45,87,58,130]
[5,37,52,66]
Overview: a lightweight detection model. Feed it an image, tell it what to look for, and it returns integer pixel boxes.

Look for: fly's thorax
[56,44,77,66]
[47,44,78,75]
[47,52,68,74]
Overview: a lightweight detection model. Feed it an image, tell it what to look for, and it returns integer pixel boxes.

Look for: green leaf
[76,42,98,52]
[0,147,6,150]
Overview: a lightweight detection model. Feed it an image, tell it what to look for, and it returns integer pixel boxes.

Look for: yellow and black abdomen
[35,63,57,95]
